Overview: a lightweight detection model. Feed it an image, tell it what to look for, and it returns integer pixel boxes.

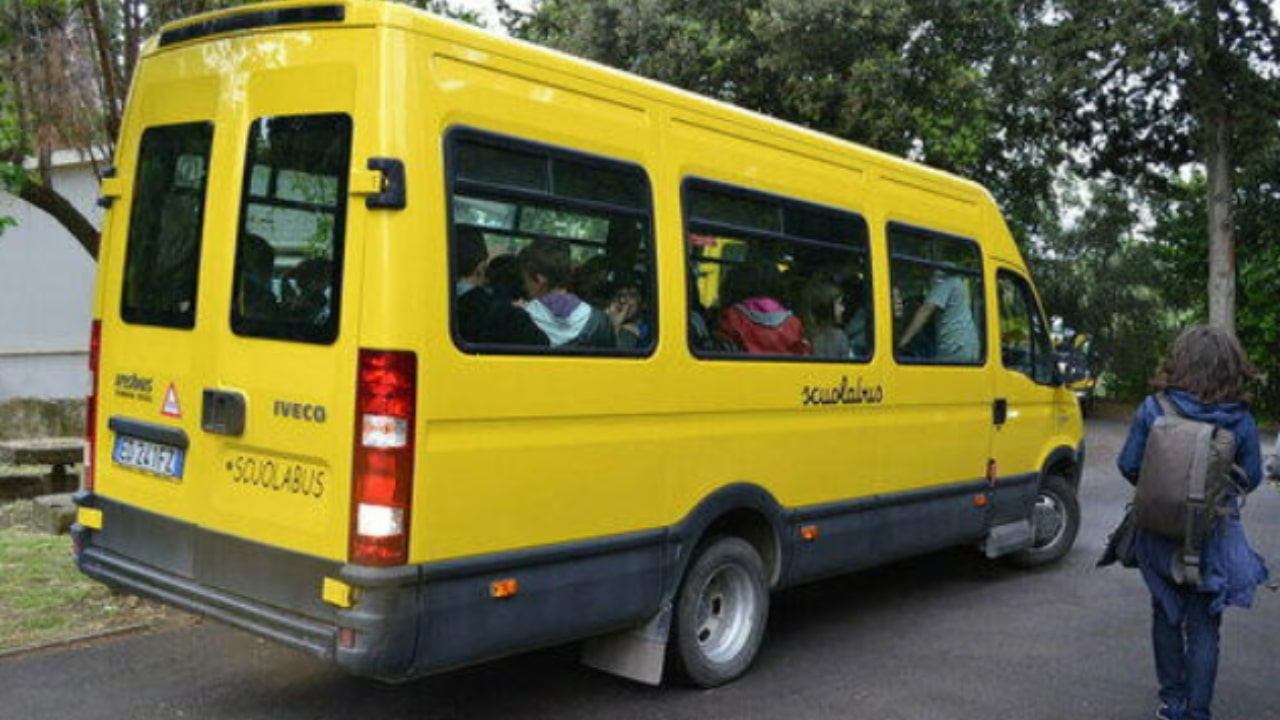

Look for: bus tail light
[350,349,417,566]
[84,320,102,492]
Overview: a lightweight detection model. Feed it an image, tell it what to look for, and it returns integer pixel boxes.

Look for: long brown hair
[1152,324,1259,404]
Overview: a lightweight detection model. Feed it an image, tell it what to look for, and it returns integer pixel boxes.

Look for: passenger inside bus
[478,253,550,347]
[236,233,279,320]
[572,257,650,350]
[519,238,616,348]
[715,262,810,355]
[843,275,870,359]
[898,269,980,363]
[604,273,648,349]
[799,278,849,358]
[454,226,493,343]
[281,258,332,325]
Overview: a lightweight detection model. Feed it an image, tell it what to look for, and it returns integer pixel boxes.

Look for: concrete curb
[0,623,153,661]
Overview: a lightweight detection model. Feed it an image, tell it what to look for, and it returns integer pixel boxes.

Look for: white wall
[0,155,101,401]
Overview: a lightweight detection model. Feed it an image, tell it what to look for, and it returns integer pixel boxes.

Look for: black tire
[1007,473,1080,568]
[671,536,769,688]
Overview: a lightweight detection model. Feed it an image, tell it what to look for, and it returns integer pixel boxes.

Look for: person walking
[1117,325,1270,720]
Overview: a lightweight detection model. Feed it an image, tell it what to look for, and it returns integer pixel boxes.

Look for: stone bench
[0,437,84,500]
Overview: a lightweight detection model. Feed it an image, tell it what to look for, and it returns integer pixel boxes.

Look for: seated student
[281,258,332,324]
[842,276,871,359]
[471,253,549,347]
[800,279,850,359]
[716,262,809,356]
[519,239,615,348]
[454,226,493,344]
[604,273,649,350]
[237,233,279,320]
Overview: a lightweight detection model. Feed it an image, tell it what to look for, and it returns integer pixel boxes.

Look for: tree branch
[18,178,100,259]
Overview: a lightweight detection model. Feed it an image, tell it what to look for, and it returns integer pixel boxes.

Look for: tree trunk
[18,179,101,260]
[82,0,122,144]
[1205,112,1235,333]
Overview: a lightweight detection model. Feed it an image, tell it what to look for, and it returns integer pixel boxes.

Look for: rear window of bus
[230,114,352,344]
[121,122,214,328]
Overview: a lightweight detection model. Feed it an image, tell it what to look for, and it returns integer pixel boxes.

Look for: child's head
[1154,324,1259,404]
[519,238,572,297]
[801,280,844,329]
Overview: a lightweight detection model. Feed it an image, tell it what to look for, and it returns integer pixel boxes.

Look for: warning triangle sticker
[161,383,182,418]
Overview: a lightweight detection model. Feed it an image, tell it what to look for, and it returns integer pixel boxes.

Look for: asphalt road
[3,419,1279,720]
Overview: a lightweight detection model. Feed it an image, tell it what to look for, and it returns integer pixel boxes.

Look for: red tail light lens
[350,350,417,566]
[84,320,102,492]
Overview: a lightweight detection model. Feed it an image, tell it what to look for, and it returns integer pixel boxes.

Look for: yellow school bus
[76,0,1085,688]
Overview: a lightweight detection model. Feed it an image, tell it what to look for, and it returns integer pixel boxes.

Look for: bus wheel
[672,536,769,688]
[1007,474,1080,568]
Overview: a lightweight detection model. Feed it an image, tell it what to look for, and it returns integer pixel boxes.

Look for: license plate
[112,435,185,479]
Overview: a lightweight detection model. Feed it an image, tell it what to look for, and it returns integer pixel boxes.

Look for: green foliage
[1152,141,1280,418]
[510,0,1063,245]
[1029,183,1174,400]
[1034,0,1280,184]
[0,162,26,194]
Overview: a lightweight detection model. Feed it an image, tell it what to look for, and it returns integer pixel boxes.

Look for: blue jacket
[1117,389,1269,620]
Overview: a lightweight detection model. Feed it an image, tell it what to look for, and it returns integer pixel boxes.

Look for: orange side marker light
[490,578,520,599]
[800,525,820,542]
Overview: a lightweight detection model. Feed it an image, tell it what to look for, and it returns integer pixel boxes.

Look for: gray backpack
[1135,393,1240,583]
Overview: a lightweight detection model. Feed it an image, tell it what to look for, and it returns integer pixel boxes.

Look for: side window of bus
[997,270,1055,384]
[231,114,352,344]
[684,180,872,361]
[888,224,985,366]
[121,122,214,329]
[447,131,655,355]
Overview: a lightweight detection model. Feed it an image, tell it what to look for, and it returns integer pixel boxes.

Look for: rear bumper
[72,493,420,679]
[76,539,338,657]
[72,492,666,681]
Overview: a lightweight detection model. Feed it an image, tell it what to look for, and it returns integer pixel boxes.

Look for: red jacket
[717,300,810,356]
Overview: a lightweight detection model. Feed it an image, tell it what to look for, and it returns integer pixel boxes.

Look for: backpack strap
[1154,392,1181,418]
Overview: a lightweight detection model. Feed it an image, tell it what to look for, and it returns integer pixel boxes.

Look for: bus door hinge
[356,157,406,210]
[993,398,1009,426]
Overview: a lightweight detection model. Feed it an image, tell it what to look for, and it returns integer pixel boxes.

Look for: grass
[0,500,184,653]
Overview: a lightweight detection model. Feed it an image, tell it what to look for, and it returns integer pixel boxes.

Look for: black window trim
[444,126,659,359]
[887,220,987,368]
[230,112,353,346]
[120,120,216,331]
[682,176,875,366]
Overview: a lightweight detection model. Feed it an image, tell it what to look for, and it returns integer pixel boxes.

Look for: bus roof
[150,0,995,208]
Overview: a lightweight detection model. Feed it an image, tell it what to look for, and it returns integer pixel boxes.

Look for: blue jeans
[1152,590,1222,720]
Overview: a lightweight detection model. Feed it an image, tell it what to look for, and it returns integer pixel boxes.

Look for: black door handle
[202,389,246,436]
[993,398,1009,426]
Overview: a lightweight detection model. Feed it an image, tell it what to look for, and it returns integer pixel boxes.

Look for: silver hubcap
[1032,492,1066,548]
[695,563,757,664]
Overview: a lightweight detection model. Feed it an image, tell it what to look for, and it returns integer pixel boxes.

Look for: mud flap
[580,601,672,686]
[983,519,1034,559]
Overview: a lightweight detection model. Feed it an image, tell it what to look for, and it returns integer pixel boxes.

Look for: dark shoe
[1156,702,1184,720]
